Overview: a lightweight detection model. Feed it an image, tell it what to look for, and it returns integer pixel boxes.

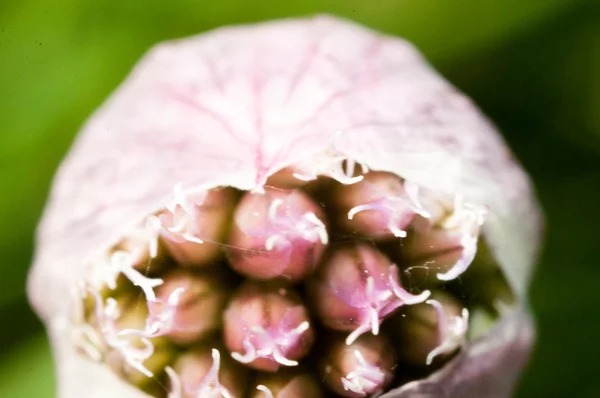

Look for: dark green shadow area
[0,299,45,350]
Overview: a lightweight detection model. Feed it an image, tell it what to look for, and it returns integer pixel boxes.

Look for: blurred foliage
[1,0,599,397]
[0,333,54,397]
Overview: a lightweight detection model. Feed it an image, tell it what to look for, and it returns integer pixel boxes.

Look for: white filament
[425,299,470,365]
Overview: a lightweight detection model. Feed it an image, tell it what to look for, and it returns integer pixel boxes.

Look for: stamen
[256,385,275,398]
[120,287,185,338]
[436,197,487,281]
[273,350,299,367]
[231,338,258,364]
[293,155,367,185]
[268,199,284,222]
[424,299,470,365]
[370,308,380,336]
[231,319,309,367]
[264,201,328,249]
[348,203,379,220]
[112,250,163,302]
[87,289,155,377]
[388,224,407,238]
[388,266,431,305]
[343,267,429,345]
[341,350,385,395]
[175,349,233,398]
[365,277,381,336]
[436,235,477,281]
[265,234,282,251]
[144,216,161,258]
[345,323,373,346]
[303,212,329,244]
[155,184,211,246]
[347,197,412,238]
[403,180,431,218]
[166,366,183,398]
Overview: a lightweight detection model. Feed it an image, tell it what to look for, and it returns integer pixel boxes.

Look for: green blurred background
[1,0,599,396]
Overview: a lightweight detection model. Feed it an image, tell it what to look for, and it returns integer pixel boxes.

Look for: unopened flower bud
[223,282,314,371]
[152,186,236,267]
[400,194,487,283]
[387,291,469,367]
[151,270,230,345]
[321,333,397,397]
[309,244,430,345]
[227,188,328,283]
[333,172,427,239]
[168,344,248,398]
[250,368,324,398]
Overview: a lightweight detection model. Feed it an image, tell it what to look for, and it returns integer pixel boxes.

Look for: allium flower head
[28,14,542,398]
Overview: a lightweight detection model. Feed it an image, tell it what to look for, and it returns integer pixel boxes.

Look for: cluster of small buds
[74,167,509,398]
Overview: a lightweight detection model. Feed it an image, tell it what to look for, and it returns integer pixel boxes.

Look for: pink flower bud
[400,193,487,283]
[168,344,248,398]
[223,282,314,371]
[321,333,397,397]
[309,244,430,345]
[386,291,469,368]
[333,171,428,239]
[150,270,230,345]
[227,188,328,283]
[151,186,236,267]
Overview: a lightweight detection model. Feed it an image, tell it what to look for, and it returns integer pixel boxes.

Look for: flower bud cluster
[73,168,510,398]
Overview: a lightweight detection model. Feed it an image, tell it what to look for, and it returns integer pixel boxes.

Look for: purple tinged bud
[223,282,314,372]
[402,193,487,283]
[333,172,428,239]
[148,270,230,345]
[250,369,325,398]
[227,188,328,283]
[151,185,236,267]
[168,345,248,398]
[388,291,469,367]
[321,333,397,397]
[309,244,430,345]
[424,298,469,365]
